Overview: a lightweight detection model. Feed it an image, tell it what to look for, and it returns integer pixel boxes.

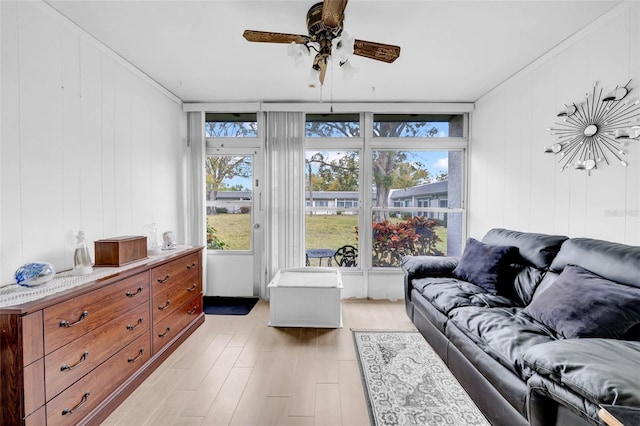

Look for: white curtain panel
[264,112,306,283]
[186,112,206,250]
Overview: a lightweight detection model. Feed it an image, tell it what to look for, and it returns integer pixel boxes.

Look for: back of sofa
[482,228,568,305]
[549,238,640,286]
[536,237,640,296]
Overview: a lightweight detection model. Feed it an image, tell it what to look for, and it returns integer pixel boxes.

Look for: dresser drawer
[46,333,150,426]
[151,251,199,289]
[44,301,150,401]
[153,295,202,353]
[44,272,150,354]
[152,276,201,323]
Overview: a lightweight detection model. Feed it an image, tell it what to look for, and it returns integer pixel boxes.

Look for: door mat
[203,296,259,315]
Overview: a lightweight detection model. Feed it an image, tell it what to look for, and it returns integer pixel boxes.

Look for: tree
[205,120,257,138]
[205,119,256,213]
[305,119,359,138]
[306,151,359,215]
[435,171,448,182]
[205,156,251,206]
[306,152,359,191]
[305,117,441,219]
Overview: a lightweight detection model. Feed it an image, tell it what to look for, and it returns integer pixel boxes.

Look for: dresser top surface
[0,246,202,314]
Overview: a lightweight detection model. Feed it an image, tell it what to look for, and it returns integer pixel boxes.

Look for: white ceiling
[46,0,622,104]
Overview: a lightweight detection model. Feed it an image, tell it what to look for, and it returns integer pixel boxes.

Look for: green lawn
[207,213,448,263]
[305,214,359,250]
[207,214,251,250]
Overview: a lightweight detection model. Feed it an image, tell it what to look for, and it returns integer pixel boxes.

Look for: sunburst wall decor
[545,80,640,174]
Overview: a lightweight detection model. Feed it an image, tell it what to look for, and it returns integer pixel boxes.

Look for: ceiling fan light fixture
[340,59,358,80]
[332,30,354,63]
[288,42,310,67]
[307,67,321,88]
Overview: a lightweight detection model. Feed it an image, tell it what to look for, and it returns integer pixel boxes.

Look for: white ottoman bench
[267,267,343,328]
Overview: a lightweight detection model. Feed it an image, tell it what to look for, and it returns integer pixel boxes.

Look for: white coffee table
[267,267,343,328]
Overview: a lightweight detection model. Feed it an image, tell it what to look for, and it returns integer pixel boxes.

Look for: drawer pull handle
[62,391,90,416]
[126,318,144,331]
[126,287,144,297]
[158,300,171,310]
[187,306,197,315]
[157,274,170,283]
[158,327,171,338]
[60,351,89,372]
[186,284,197,292]
[186,262,197,270]
[128,348,145,363]
[59,310,89,328]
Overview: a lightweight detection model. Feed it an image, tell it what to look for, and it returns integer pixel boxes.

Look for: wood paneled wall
[470,4,640,244]
[1,2,187,284]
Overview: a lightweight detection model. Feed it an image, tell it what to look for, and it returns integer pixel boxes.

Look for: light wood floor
[101,299,416,426]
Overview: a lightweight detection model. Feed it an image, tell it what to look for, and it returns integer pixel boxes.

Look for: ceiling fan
[243,0,401,86]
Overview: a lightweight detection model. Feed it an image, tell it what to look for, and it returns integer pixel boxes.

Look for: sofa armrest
[402,256,459,304]
[401,255,459,281]
[527,374,601,426]
[523,339,640,408]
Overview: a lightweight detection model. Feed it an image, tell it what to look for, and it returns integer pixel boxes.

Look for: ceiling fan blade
[243,30,308,44]
[318,59,328,85]
[322,0,348,28]
[353,39,401,63]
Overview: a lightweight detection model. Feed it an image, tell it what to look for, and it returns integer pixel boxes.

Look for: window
[305,148,360,267]
[373,114,464,138]
[205,155,253,251]
[371,149,463,267]
[205,113,257,138]
[337,200,357,208]
[303,112,466,270]
[306,113,360,138]
[204,114,260,252]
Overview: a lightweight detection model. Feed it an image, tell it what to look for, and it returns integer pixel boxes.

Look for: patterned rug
[353,331,490,426]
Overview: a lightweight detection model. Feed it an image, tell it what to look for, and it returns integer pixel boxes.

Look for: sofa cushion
[523,339,640,407]
[452,238,519,295]
[413,277,515,315]
[447,306,558,379]
[511,266,545,306]
[523,265,640,339]
[446,324,531,418]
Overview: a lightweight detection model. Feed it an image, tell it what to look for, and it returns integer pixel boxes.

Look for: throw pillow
[523,265,640,339]
[452,238,519,295]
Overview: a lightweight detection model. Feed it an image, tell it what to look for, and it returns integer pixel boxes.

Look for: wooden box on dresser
[0,247,204,426]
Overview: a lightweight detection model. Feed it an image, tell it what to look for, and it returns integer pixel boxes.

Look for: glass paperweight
[14,262,56,287]
[144,223,162,255]
[72,231,93,276]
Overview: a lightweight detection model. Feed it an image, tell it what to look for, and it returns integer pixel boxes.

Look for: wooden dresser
[0,247,204,426]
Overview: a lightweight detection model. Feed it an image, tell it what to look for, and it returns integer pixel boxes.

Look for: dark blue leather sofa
[402,228,640,426]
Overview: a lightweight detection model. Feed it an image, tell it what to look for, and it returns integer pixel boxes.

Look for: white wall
[1,1,187,284]
[470,3,640,245]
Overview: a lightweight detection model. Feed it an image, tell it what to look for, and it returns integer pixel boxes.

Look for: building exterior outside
[213,182,449,218]
[389,180,448,222]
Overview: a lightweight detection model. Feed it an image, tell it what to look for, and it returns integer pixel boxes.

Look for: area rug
[353,330,490,426]
[202,296,259,315]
